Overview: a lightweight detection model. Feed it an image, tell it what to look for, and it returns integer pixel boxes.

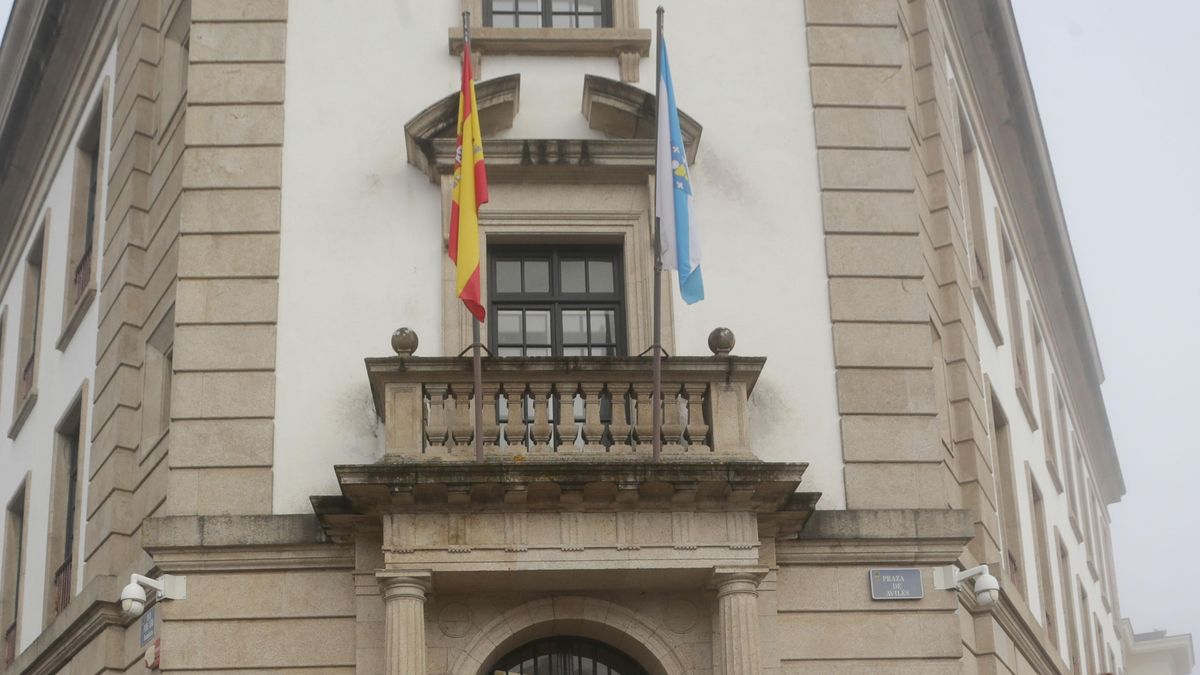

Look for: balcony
[71,245,92,305]
[366,331,764,462]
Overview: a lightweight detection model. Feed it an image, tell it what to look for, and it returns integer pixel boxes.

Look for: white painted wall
[274,0,842,511]
[969,129,1123,671]
[0,47,113,653]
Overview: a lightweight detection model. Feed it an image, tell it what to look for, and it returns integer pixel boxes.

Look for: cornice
[961,586,1071,675]
[3,575,127,675]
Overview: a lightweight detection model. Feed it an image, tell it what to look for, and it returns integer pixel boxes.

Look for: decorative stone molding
[780,508,974,566]
[450,595,687,675]
[3,575,126,675]
[581,75,701,164]
[403,74,520,177]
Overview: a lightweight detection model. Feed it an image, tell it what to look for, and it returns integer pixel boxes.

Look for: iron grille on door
[489,636,650,675]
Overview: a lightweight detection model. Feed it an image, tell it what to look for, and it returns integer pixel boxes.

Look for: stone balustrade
[366,347,765,461]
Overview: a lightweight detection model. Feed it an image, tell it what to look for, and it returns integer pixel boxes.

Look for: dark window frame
[484,0,614,28]
[490,635,649,675]
[488,244,625,357]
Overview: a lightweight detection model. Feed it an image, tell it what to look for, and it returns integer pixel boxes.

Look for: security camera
[120,580,148,616]
[973,571,1000,607]
[119,573,187,618]
[934,564,1001,607]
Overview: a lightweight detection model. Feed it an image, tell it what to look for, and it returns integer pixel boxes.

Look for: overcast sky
[1011,0,1200,655]
[0,0,1195,660]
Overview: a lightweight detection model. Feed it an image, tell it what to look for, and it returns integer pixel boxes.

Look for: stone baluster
[682,382,710,452]
[661,384,685,454]
[580,382,606,453]
[529,382,554,453]
[502,383,526,452]
[713,568,766,675]
[480,383,501,455]
[607,383,633,454]
[425,384,449,455]
[555,382,579,451]
[378,572,431,675]
[632,382,655,453]
[448,386,474,456]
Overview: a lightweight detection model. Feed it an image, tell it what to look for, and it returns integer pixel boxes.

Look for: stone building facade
[0,0,1161,673]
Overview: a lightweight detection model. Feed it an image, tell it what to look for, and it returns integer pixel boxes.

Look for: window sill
[973,283,1004,347]
[449,27,651,81]
[8,389,37,439]
[1069,513,1083,542]
[1015,381,1038,431]
[55,286,96,351]
[1045,457,1064,494]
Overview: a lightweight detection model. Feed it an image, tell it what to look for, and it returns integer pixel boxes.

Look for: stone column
[713,568,766,675]
[378,571,432,675]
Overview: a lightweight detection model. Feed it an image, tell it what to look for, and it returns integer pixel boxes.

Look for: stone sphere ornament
[708,327,736,356]
[391,327,419,356]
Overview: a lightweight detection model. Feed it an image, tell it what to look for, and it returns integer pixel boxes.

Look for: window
[1000,233,1033,424]
[11,225,47,436]
[45,390,85,625]
[1059,536,1081,672]
[485,0,613,28]
[489,246,624,357]
[63,105,101,325]
[489,636,649,674]
[2,479,28,667]
[1078,454,1097,576]
[991,396,1025,596]
[961,108,999,342]
[1029,476,1057,646]
[1031,315,1061,491]
[141,310,174,457]
[1081,585,1097,675]
[159,1,190,136]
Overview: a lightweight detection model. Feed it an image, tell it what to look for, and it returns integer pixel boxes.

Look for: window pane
[551,13,573,27]
[495,260,521,293]
[551,0,573,10]
[563,346,587,357]
[498,346,523,357]
[517,0,540,10]
[562,310,587,343]
[497,311,522,344]
[576,13,599,27]
[588,259,614,293]
[561,259,586,293]
[590,309,615,342]
[577,0,601,11]
[524,260,550,292]
[526,346,552,357]
[491,12,516,27]
[590,345,612,356]
[516,12,541,27]
[525,311,551,344]
[493,0,516,9]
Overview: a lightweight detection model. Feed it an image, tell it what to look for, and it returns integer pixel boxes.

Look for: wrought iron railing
[3,621,15,666]
[52,556,72,617]
[72,245,93,304]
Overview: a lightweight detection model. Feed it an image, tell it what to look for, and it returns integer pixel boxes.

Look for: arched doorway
[488,636,650,675]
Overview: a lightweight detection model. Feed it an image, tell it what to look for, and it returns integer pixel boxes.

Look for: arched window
[490,636,649,675]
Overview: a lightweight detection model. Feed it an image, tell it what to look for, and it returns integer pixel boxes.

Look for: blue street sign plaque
[140,605,157,646]
[869,568,924,600]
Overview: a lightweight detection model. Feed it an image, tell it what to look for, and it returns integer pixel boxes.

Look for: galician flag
[656,35,703,304]
[449,39,489,321]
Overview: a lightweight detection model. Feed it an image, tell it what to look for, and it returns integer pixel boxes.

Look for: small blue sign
[869,568,924,600]
[140,605,157,647]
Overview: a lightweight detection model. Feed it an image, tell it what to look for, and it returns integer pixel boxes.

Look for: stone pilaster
[713,567,766,675]
[378,572,431,675]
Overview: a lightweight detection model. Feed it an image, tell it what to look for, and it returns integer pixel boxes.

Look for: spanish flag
[449,40,489,321]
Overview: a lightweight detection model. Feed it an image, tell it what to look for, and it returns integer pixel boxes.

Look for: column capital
[710,566,768,597]
[376,569,432,600]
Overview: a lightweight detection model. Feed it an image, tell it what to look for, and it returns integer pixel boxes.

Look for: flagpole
[464,10,485,463]
[651,6,664,462]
